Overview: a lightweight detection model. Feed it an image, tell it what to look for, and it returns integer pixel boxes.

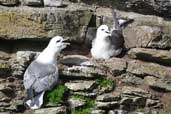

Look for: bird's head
[48,36,70,53]
[96,25,111,39]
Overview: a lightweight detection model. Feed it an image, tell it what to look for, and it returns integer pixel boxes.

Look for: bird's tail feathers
[25,91,45,109]
[26,88,34,100]
[111,9,134,30]
[118,18,134,29]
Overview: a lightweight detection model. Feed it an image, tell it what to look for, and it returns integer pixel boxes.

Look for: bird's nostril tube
[105,31,110,34]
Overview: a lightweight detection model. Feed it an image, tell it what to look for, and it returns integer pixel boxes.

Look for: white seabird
[23,36,70,109]
[91,10,133,59]
[91,24,112,59]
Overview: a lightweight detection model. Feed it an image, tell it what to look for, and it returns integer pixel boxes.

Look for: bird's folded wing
[23,60,58,91]
[110,30,124,49]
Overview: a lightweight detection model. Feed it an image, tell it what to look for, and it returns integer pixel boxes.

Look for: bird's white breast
[91,37,111,59]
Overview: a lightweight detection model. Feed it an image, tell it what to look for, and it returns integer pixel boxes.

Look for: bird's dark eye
[101,29,104,31]
[56,40,61,43]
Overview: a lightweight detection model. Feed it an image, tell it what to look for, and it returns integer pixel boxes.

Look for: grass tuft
[44,85,68,105]
[71,95,95,114]
[96,77,115,88]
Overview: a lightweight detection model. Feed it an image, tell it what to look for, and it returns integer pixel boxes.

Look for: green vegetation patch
[0,63,10,69]
[158,111,171,114]
[71,95,95,114]
[96,77,115,88]
[44,85,68,105]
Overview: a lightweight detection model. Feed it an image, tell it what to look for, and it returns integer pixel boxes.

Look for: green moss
[158,111,171,114]
[71,95,85,100]
[71,95,95,114]
[96,77,115,88]
[71,108,92,114]
[0,63,10,69]
[44,85,68,105]
[135,108,145,112]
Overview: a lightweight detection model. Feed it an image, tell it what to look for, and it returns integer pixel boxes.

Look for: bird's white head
[36,36,70,65]
[47,36,70,54]
[96,25,111,40]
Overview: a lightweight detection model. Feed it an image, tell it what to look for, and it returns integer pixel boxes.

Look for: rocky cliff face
[0,0,171,114]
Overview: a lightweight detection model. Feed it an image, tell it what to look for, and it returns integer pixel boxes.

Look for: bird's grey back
[26,61,57,78]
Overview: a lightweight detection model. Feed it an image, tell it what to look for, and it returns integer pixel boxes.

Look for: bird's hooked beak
[105,30,111,37]
[62,37,70,45]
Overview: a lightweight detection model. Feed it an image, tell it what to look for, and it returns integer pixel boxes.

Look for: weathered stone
[6,51,39,78]
[120,97,133,105]
[0,84,5,91]
[122,86,148,98]
[61,57,125,79]
[144,76,157,86]
[0,51,11,60]
[0,102,10,107]
[68,98,85,109]
[99,58,127,76]
[96,101,119,110]
[121,73,144,85]
[148,35,171,49]
[61,65,105,79]
[16,51,39,62]
[123,26,161,48]
[73,92,97,98]
[98,86,114,95]
[128,48,171,65]
[23,0,43,6]
[108,110,116,114]
[82,0,171,18]
[3,99,24,111]
[43,0,63,7]
[91,109,105,114]
[132,97,146,107]
[0,79,6,83]
[0,61,11,77]
[65,80,96,91]
[135,112,144,114]
[0,112,11,114]
[8,59,26,77]
[108,110,127,114]
[0,91,11,102]
[0,0,19,6]
[61,55,89,66]
[96,92,120,102]
[0,6,92,43]
[150,77,171,92]
[127,60,171,78]
[34,106,67,114]
[146,99,160,107]
[118,0,171,18]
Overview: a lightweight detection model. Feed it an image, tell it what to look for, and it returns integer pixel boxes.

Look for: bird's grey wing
[110,30,124,50]
[112,9,120,30]
[23,63,36,90]
[23,61,58,93]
